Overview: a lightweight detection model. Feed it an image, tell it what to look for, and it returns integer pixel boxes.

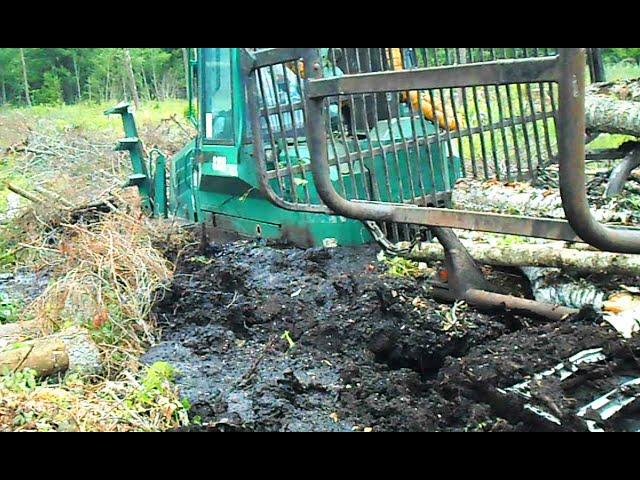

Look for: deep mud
[143,241,640,432]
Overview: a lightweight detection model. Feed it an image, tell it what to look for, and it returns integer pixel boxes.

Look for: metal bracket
[430,227,577,321]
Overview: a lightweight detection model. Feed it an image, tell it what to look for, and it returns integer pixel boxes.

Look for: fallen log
[408,239,640,276]
[0,321,39,338]
[521,267,640,338]
[451,179,627,224]
[586,95,640,137]
[587,78,640,103]
[0,327,101,377]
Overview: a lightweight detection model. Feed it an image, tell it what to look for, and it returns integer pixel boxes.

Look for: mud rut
[143,241,640,432]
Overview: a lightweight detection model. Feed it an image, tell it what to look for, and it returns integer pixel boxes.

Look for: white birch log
[585,95,640,137]
[409,239,640,276]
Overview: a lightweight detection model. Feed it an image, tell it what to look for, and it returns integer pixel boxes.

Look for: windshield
[201,48,234,143]
[256,64,304,138]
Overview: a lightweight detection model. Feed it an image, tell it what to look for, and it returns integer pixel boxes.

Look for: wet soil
[143,241,640,432]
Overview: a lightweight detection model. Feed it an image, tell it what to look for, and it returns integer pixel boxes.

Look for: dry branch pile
[0,107,197,431]
[0,183,190,431]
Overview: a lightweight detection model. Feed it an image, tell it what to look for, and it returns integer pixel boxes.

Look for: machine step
[104,102,131,116]
[126,173,148,187]
[115,137,141,151]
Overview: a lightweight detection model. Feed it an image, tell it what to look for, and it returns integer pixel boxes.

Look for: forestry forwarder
[109,48,640,323]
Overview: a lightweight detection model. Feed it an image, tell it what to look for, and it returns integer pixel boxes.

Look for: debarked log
[0,320,39,338]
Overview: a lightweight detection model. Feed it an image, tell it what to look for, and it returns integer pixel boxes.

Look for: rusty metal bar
[302,49,583,243]
[430,226,577,322]
[245,61,330,216]
[558,48,640,254]
[465,289,576,321]
[251,48,308,69]
[307,56,561,99]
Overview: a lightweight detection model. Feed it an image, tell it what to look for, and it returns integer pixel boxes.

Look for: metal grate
[245,48,640,253]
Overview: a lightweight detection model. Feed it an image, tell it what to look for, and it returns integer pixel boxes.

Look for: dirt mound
[144,241,640,432]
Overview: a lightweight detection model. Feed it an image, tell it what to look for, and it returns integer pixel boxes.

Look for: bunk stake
[429,226,577,322]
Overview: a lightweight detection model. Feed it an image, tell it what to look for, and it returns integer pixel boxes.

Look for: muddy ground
[143,240,640,432]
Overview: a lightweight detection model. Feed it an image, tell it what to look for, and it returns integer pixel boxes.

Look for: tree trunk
[451,179,625,224]
[140,67,152,101]
[182,48,190,98]
[121,71,128,102]
[122,48,140,108]
[586,95,640,137]
[19,48,31,107]
[104,62,110,102]
[1,77,6,105]
[151,64,161,101]
[73,54,82,102]
[0,321,38,339]
[587,78,640,102]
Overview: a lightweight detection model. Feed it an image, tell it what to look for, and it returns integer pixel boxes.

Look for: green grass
[0,292,23,324]
[1,99,188,134]
[605,62,640,82]
[0,99,189,214]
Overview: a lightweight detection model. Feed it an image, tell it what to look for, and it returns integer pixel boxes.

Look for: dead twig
[237,336,278,388]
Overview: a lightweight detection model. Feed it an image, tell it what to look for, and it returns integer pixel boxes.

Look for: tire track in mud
[144,241,640,432]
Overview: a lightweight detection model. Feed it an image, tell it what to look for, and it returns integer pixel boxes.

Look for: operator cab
[200,48,234,143]
[196,48,305,147]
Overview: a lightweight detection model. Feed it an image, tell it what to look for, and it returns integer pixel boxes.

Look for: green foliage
[0,48,187,106]
[377,251,424,277]
[602,48,640,65]
[281,330,296,353]
[124,361,191,425]
[0,293,22,324]
[135,361,176,403]
[0,368,38,393]
[33,71,63,105]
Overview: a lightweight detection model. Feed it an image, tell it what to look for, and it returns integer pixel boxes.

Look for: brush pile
[0,188,192,431]
[0,108,195,431]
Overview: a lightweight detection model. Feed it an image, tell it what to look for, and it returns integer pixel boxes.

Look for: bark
[122,48,140,108]
[121,71,128,102]
[182,48,190,97]
[586,95,640,137]
[409,239,640,276]
[151,64,161,101]
[521,267,639,338]
[140,67,152,101]
[1,78,6,105]
[104,61,111,103]
[19,48,31,107]
[521,266,606,309]
[0,328,100,377]
[587,79,640,102]
[73,54,82,102]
